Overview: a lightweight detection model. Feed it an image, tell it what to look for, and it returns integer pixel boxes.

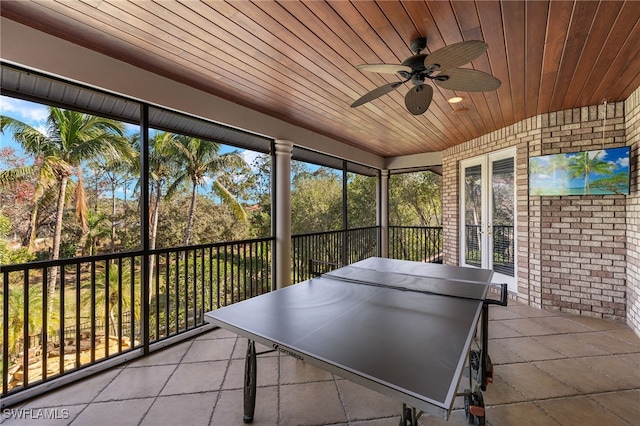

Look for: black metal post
[270,140,277,291]
[140,104,150,354]
[342,160,348,265]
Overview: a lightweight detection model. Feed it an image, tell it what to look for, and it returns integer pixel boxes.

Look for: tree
[549,154,570,194]
[591,172,629,194]
[1,108,133,298]
[156,194,251,246]
[0,119,57,252]
[1,284,44,356]
[86,135,139,252]
[528,157,546,195]
[389,171,442,226]
[347,173,377,228]
[0,213,35,265]
[147,131,178,250]
[291,167,342,234]
[567,151,613,194]
[166,135,248,246]
[82,210,111,256]
[245,153,272,238]
[0,147,35,246]
[82,260,137,339]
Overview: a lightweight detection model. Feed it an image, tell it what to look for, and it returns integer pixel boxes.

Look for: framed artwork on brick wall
[529,146,630,196]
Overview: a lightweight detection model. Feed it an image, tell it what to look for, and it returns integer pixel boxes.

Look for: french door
[460,149,517,293]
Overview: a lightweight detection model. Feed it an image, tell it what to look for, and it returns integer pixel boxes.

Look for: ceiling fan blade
[424,40,488,71]
[356,63,412,74]
[351,82,404,107]
[434,68,501,92]
[404,84,433,115]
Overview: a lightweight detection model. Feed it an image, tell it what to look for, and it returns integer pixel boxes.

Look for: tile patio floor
[2,301,639,425]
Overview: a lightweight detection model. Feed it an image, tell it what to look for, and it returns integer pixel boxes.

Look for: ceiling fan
[351,37,501,115]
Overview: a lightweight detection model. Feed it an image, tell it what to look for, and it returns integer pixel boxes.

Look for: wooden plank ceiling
[2,1,639,158]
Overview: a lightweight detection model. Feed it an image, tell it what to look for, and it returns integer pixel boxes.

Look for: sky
[1,96,48,157]
[1,96,336,203]
[0,96,259,158]
[0,96,267,196]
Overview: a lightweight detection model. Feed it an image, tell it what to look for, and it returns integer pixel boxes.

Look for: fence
[291,227,380,283]
[389,226,443,263]
[2,225,445,402]
[1,237,272,399]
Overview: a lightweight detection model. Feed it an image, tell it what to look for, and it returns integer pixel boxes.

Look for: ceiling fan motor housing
[401,54,428,72]
[410,37,427,54]
[401,54,445,85]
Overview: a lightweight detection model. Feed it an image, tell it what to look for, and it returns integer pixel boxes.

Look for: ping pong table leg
[480,303,495,390]
[243,340,257,423]
[481,304,489,390]
[399,403,421,426]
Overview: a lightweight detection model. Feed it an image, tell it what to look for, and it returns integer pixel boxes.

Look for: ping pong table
[205,257,507,425]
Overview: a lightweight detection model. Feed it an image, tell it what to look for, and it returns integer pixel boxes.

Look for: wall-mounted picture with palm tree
[529,146,630,196]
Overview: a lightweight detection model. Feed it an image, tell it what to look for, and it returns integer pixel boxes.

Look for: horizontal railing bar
[0,251,142,272]
[0,237,275,271]
[149,236,274,256]
[388,225,443,229]
[291,226,378,239]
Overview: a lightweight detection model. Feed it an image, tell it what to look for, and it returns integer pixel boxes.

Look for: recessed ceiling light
[448,96,463,104]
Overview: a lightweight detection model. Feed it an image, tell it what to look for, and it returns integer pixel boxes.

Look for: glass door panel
[464,164,483,268]
[491,157,515,277]
[460,150,517,293]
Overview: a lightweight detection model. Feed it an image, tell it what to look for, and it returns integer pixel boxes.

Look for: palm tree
[0,282,58,360]
[528,158,546,193]
[1,116,57,252]
[1,108,133,299]
[81,260,138,339]
[166,135,248,246]
[87,139,139,252]
[83,210,111,256]
[591,172,629,194]
[549,154,570,194]
[567,151,614,194]
[140,131,179,302]
[146,132,179,252]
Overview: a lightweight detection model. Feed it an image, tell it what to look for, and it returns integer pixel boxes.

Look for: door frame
[459,148,517,293]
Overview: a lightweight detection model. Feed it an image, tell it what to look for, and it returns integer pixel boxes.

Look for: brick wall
[442,117,539,303]
[538,196,626,318]
[536,105,627,320]
[625,86,640,335]
[443,98,636,326]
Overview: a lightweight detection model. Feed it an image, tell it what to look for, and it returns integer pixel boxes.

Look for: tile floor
[2,301,639,425]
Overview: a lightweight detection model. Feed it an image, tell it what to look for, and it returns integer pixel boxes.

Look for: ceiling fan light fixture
[411,74,424,86]
[448,96,464,103]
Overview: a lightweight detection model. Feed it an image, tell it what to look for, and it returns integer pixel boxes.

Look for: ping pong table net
[321,265,493,303]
